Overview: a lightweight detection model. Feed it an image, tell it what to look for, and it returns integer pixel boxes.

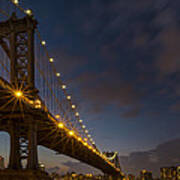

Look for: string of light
[36,28,96,148]
[35,10,96,148]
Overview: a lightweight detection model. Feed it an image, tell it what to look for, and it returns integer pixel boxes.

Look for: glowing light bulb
[78,137,82,141]
[85,130,88,133]
[14,90,23,98]
[84,138,88,142]
[84,142,87,146]
[55,114,60,119]
[41,41,46,46]
[72,105,76,109]
[75,112,79,116]
[56,73,60,77]
[82,125,86,129]
[35,99,41,105]
[49,58,54,62]
[79,120,83,123]
[67,96,71,100]
[35,104,41,109]
[88,135,91,138]
[25,9,32,16]
[68,130,74,136]
[12,0,18,5]
[142,170,147,174]
[58,123,64,128]
[29,100,34,104]
[62,85,66,89]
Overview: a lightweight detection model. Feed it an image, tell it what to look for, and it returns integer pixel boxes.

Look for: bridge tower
[103,152,121,170]
[103,152,123,179]
[0,13,50,179]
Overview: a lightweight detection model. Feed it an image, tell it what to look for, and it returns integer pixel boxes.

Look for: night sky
[0,0,180,176]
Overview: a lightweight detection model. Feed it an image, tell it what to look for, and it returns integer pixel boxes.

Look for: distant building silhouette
[127,174,135,180]
[160,166,180,180]
[139,169,153,180]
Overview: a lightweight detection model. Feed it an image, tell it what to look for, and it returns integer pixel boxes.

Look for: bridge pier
[27,123,38,170]
[8,122,22,169]
[0,120,52,179]
[8,121,38,170]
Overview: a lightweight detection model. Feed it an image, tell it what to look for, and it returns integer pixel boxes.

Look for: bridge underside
[0,77,120,176]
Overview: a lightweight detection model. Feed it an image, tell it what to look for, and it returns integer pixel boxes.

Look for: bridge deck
[0,77,120,175]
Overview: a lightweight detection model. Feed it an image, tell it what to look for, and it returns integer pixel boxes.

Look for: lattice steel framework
[0,12,38,169]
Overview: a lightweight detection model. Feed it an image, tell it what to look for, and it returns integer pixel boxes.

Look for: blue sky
[0,0,180,174]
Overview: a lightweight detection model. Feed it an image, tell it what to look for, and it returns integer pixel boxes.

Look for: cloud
[48,0,180,118]
[47,166,61,174]
[47,165,69,175]
[155,25,180,76]
[133,33,149,47]
[128,1,180,79]
[49,46,145,118]
[154,8,176,27]
[170,102,180,112]
[74,71,143,114]
[175,85,180,97]
[63,161,101,174]
[51,49,89,80]
[121,107,141,118]
[120,138,180,177]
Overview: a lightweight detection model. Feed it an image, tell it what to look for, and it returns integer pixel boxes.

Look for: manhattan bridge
[0,0,122,179]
